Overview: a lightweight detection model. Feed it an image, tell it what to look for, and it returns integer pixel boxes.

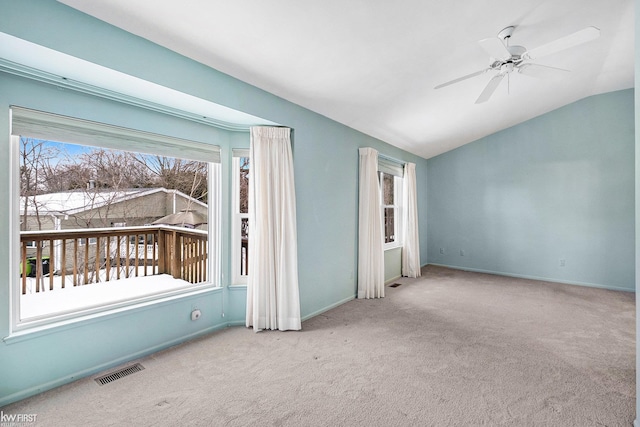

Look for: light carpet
[3,265,636,426]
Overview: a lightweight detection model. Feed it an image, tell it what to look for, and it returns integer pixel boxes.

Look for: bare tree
[83,149,152,190]
[239,156,249,213]
[62,149,152,228]
[43,162,91,192]
[20,137,60,231]
[135,155,208,203]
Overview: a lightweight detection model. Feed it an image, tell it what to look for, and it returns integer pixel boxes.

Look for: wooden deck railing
[20,225,208,294]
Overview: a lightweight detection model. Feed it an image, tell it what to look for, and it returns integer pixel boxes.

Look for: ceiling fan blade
[434,68,489,89]
[523,26,600,60]
[475,74,505,104]
[518,63,569,79]
[478,37,512,61]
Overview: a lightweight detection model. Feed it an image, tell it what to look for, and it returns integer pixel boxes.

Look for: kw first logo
[0,411,38,426]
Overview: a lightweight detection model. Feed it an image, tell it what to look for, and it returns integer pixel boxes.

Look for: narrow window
[377,156,403,249]
[381,172,396,243]
[232,149,250,284]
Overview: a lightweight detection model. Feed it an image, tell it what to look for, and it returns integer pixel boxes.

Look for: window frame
[10,107,222,333]
[231,150,250,285]
[78,237,98,246]
[378,169,403,250]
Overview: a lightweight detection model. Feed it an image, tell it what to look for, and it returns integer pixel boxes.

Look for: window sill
[384,243,403,251]
[4,283,221,344]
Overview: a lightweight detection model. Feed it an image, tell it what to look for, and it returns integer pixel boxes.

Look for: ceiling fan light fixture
[507,45,526,57]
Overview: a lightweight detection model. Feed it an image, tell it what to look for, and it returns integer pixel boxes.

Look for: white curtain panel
[246,126,301,331]
[402,162,421,278]
[358,147,385,299]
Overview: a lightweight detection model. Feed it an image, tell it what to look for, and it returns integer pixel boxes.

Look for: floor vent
[389,283,402,288]
[95,363,144,386]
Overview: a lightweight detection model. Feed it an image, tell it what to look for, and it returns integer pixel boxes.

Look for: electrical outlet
[559,259,566,267]
[439,248,444,254]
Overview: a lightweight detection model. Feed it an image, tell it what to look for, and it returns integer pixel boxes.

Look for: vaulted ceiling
[59,0,634,159]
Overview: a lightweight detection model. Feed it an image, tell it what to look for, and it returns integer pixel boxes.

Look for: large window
[232,149,250,284]
[12,107,220,329]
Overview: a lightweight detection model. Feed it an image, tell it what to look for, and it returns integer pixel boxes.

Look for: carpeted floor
[3,265,636,426]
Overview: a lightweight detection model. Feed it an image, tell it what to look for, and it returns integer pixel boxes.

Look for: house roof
[20,187,207,217]
[58,0,634,159]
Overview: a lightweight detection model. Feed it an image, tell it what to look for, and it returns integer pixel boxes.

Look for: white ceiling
[59,0,634,159]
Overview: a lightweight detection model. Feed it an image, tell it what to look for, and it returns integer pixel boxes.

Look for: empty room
[0,1,637,426]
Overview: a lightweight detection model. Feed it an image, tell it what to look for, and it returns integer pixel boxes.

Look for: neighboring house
[20,187,207,271]
[21,187,207,231]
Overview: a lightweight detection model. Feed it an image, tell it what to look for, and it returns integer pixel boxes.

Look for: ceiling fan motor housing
[491,45,526,70]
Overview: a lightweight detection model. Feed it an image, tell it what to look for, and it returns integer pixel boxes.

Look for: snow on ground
[20,271,194,320]
[22,265,159,293]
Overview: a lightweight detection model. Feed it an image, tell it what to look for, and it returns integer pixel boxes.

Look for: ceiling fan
[434,25,600,104]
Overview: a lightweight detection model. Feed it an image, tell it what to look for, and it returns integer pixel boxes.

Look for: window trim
[10,108,222,333]
[378,156,403,177]
[378,170,403,251]
[231,150,250,285]
[78,237,98,246]
[11,106,221,163]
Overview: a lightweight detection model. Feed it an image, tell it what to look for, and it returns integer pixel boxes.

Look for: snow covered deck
[18,225,209,320]
[21,274,194,319]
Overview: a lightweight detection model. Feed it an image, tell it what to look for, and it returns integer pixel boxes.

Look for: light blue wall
[427,89,635,291]
[0,0,428,405]
[0,72,238,404]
